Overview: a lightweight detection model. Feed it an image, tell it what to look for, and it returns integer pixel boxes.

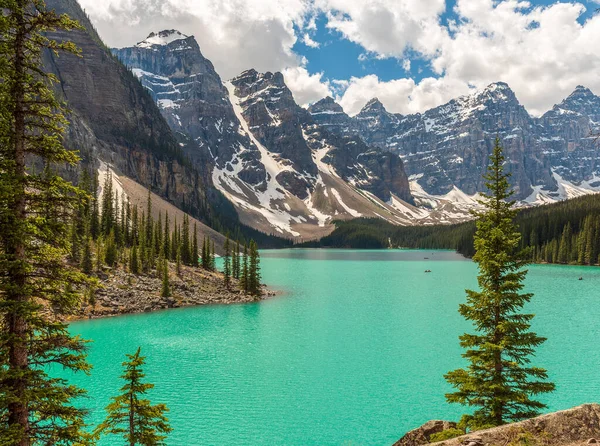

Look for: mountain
[41,0,287,249]
[312,82,600,207]
[114,33,424,239]
[538,85,600,187]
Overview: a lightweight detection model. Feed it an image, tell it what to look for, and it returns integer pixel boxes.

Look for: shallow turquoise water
[67,249,600,445]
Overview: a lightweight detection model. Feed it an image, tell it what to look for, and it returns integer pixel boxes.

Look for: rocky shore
[394,404,600,446]
[70,264,274,320]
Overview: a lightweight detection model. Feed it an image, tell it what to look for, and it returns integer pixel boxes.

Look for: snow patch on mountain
[137,30,188,48]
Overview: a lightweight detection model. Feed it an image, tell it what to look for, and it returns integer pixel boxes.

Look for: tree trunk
[129,390,135,446]
[6,3,31,444]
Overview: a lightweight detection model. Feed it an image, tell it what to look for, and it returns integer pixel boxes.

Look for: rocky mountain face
[312,83,600,204]
[115,33,421,239]
[43,0,238,231]
[538,85,600,187]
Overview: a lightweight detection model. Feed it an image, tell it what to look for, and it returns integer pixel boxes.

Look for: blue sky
[81,0,600,116]
[293,1,598,93]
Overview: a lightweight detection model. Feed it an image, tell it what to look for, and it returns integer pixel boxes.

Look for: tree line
[0,2,261,444]
[72,168,262,298]
[309,193,600,267]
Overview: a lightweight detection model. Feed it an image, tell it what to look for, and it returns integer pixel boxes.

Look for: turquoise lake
[67,249,600,445]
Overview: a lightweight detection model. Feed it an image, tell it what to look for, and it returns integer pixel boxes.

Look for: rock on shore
[72,264,273,320]
[394,404,600,446]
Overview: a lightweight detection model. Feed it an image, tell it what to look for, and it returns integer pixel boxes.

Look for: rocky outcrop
[394,420,458,446]
[73,264,273,320]
[394,404,600,446]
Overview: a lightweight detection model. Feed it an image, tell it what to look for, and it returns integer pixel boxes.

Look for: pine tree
[240,243,249,294]
[201,236,209,270]
[101,168,114,236]
[161,260,171,298]
[105,230,118,267]
[223,236,231,289]
[81,236,94,275]
[192,223,199,268]
[444,139,555,429]
[90,171,100,239]
[248,241,262,297]
[210,241,216,271]
[130,244,140,275]
[0,4,92,443]
[163,212,170,260]
[96,348,172,445]
[181,215,191,265]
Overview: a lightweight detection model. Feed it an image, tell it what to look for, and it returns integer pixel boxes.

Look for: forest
[305,194,600,266]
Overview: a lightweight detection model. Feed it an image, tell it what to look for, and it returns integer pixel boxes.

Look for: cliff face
[43,0,235,226]
[114,34,419,238]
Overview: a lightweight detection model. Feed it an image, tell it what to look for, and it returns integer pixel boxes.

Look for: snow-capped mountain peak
[136,30,189,48]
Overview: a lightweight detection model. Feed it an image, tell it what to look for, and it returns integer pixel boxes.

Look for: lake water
[67,249,600,445]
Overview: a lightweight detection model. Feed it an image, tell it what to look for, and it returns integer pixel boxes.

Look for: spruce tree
[240,243,249,294]
[248,241,262,297]
[223,236,231,289]
[163,212,170,260]
[444,139,555,429]
[96,348,172,445]
[81,236,94,275]
[192,223,199,268]
[130,244,140,275]
[210,241,216,272]
[0,4,91,443]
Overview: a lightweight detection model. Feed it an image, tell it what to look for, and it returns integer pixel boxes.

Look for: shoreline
[66,264,277,322]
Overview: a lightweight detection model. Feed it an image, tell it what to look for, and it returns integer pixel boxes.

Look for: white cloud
[282,67,332,106]
[302,33,320,48]
[337,75,471,116]
[334,0,600,116]
[78,0,600,118]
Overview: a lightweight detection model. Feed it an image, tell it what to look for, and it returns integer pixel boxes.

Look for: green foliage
[223,235,231,289]
[95,347,172,445]
[444,139,555,427]
[429,428,465,443]
[248,241,262,297]
[310,191,600,268]
[0,1,92,442]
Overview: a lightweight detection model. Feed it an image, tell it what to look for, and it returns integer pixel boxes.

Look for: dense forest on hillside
[303,194,600,266]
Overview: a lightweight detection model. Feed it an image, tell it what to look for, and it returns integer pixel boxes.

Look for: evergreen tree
[210,241,216,272]
[0,4,91,443]
[181,215,191,265]
[81,236,94,275]
[223,236,231,289]
[90,171,100,239]
[192,224,199,268]
[130,244,140,275]
[104,230,118,267]
[248,241,262,297]
[240,243,249,294]
[96,348,172,445]
[444,139,555,429]
[201,236,209,270]
[101,168,114,236]
[163,213,170,260]
[170,217,178,262]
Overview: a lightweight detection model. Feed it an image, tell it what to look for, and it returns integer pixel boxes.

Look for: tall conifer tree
[0,3,92,443]
[96,348,172,445]
[444,139,555,428]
